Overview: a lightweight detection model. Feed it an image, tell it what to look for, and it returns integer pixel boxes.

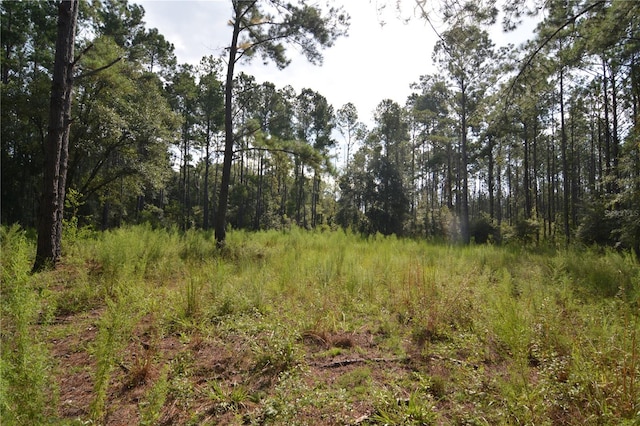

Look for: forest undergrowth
[1,224,639,425]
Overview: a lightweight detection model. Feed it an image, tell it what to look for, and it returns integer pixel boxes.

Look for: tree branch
[76,57,122,80]
[316,356,409,369]
[72,43,93,67]
[503,0,606,108]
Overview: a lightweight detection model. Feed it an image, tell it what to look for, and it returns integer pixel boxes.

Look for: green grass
[1,225,639,425]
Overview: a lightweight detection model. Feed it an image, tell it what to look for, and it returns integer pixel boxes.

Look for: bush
[470,213,499,244]
[576,199,616,246]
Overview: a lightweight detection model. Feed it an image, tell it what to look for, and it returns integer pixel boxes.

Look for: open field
[2,225,639,425]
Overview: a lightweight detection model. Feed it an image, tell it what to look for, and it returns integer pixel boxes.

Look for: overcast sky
[135,0,537,128]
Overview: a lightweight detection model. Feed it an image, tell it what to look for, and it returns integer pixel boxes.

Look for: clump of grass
[167,351,196,411]
[251,324,301,377]
[139,366,169,426]
[335,366,372,398]
[205,380,251,414]
[371,389,438,425]
[180,228,217,262]
[564,248,639,300]
[89,225,186,289]
[183,276,203,320]
[89,280,147,422]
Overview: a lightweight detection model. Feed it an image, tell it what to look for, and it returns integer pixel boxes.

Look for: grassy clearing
[1,225,639,425]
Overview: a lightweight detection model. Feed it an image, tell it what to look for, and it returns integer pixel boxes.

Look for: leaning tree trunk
[33,0,79,272]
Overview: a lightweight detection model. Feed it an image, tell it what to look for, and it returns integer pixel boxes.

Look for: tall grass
[0,226,57,424]
[1,224,638,424]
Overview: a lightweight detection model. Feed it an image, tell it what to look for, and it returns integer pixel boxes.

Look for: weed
[252,332,300,376]
[371,389,438,425]
[139,366,169,425]
[89,281,145,422]
[335,366,372,397]
[204,380,251,414]
[0,225,57,423]
[183,276,203,319]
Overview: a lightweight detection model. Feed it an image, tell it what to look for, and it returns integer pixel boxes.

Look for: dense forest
[2,0,639,254]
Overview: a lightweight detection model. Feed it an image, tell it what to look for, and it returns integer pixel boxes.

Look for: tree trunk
[33,0,79,272]
[203,121,211,229]
[610,65,619,183]
[215,7,241,247]
[496,141,503,226]
[547,137,553,238]
[523,122,532,219]
[460,82,470,244]
[181,122,190,230]
[487,135,495,220]
[560,68,570,245]
[254,155,264,230]
[311,170,319,228]
[602,56,612,190]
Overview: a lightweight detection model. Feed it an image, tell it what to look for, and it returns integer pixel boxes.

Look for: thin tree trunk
[496,142,503,226]
[523,122,531,219]
[547,137,553,238]
[532,122,539,224]
[254,155,264,230]
[182,123,190,230]
[611,65,619,183]
[203,121,211,229]
[460,82,470,244]
[446,143,453,210]
[602,56,612,190]
[488,135,495,220]
[560,69,570,245]
[311,170,320,228]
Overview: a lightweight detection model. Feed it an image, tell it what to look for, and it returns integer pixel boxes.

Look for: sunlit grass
[1,224,638,424]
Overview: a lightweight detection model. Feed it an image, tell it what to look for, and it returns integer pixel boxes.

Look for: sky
[138,1,480,122]
[135,0,538,131]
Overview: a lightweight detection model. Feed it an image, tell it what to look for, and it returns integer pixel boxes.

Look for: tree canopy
[2,0,639,261]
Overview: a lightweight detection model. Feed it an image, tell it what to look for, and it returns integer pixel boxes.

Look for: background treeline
[2,0,639,252]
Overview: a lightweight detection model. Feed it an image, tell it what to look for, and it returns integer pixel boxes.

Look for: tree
[92,0,145,50]
[131,27,176,76]
[366,154,409,236]
[1,1,58,227]
[197,56,224,230]
[69,36,176,229]
[294,88,335,227]
[408,74,453,237]
[33,0,79,272]
[339,99,411,236]
[167,64,199,230]
[433,24,493,243]
[215,0,349,246]
[336,102,365,169]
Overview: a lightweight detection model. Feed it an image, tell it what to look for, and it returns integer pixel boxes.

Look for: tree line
[2,0,639,266]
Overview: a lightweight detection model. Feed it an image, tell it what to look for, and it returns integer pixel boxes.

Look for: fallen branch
[318,356,409,369]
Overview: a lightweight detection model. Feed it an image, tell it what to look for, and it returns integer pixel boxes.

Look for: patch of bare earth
[48,309,515,425]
